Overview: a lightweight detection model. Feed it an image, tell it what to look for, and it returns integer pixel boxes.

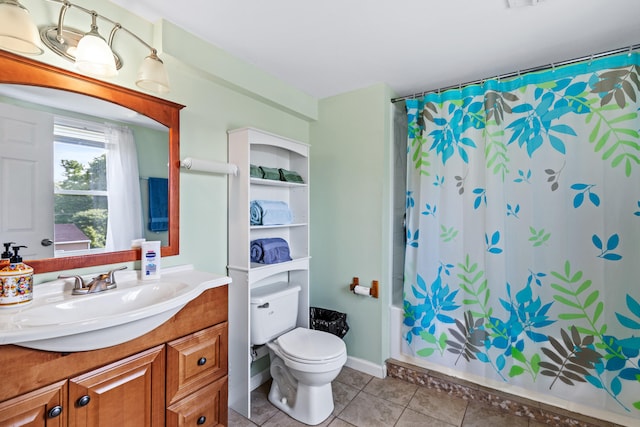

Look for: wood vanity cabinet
[0,285,229,427]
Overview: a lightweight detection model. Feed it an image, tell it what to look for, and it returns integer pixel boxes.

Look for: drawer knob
[47,405,63,418]
[197,357,207,366]
[197,415,206,425]
[76,395,91,407]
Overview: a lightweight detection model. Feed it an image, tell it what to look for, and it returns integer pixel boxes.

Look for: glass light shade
[0,0,44,55]
[74,31,118,77]
[136,54,170,94]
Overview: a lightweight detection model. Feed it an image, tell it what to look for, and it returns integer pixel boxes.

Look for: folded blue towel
[250,200,293,225]
[250,238,293,264]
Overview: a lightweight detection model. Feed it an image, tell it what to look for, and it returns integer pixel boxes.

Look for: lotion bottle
[141,240,161,280]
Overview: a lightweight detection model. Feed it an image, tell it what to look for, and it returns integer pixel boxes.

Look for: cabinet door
[166,323,228,406]
[68,345,165,427]
[166,376,228,427]
[0,380,66,427]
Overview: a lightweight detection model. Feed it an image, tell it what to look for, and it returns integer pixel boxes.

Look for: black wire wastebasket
[309,307,349,338]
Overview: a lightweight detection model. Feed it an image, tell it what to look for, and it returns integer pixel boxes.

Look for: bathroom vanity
[0,271,229,427]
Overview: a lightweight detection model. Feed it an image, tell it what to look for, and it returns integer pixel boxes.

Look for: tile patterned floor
[228,366,567,426]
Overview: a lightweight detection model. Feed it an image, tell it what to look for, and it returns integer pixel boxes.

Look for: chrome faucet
[59,266,127,295]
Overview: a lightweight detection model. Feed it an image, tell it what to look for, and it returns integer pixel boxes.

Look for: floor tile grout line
[459,400,469,427]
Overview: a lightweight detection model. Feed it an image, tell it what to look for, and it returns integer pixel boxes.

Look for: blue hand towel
[148,177,168,232]
[250,200,293,225]
[250,238,293,264]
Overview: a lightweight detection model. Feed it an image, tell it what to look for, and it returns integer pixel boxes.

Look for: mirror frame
[0,49,184,274]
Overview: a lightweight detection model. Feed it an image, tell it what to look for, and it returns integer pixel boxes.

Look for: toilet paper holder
[349,277,379,298]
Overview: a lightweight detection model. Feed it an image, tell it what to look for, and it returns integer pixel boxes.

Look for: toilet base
[268,379,334,425]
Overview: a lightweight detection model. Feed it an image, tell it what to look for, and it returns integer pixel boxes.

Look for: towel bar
[180,157,238,175]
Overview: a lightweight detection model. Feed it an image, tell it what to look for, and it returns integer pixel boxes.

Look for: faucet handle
[106,266,127,285]
[57,274,86,289]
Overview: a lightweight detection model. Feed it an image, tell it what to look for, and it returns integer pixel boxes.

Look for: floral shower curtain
[402,52,640,418]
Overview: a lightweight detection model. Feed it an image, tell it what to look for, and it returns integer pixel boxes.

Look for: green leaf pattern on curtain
[403,53,640,417]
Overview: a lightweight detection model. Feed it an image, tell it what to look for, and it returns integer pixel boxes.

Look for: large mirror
[0,49,183,274]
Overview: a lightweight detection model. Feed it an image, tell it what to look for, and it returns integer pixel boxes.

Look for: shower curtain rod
[391,42,640,103]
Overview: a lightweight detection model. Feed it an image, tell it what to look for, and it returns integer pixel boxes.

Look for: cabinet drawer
[166,322,228,405]
[166,376,227,427]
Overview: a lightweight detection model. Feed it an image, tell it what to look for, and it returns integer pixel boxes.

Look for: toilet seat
[276,327,346,363]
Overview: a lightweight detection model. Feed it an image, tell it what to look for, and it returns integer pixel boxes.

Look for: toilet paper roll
[353,285,371,296]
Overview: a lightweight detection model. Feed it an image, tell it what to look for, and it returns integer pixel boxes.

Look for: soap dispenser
[0,245,34,307]
[0,242,14,269]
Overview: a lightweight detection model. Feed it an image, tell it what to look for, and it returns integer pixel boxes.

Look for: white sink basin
[0,265,230,352]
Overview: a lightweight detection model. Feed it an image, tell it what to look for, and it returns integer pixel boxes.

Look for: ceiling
[109,0,640,100]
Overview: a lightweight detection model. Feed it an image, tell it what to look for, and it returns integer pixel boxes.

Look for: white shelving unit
[227,127,310,418]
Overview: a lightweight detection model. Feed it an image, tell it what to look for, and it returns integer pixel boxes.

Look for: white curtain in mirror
[105,124,143,251]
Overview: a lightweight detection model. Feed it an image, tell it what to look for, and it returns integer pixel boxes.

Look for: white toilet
[250,282,347,425]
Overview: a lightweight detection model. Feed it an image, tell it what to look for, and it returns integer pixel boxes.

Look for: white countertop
[0,264,230,351]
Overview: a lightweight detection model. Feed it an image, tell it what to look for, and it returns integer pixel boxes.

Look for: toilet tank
[250,281,301,345]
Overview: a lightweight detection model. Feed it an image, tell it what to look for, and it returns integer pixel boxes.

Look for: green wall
[25,0,393,372]
[309,84,394,367]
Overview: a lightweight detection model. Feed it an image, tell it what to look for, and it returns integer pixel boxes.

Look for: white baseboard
[250,369,271,391]
[344,355,386,378]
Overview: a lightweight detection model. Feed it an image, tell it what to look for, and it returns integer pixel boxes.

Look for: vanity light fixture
[0,0,170,94]
[136,49,170,95]
[73,11,117,77]
[0,0,44,55]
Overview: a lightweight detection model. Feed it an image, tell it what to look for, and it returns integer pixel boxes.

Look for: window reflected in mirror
[50,116,169,258]
[54,119,109,255]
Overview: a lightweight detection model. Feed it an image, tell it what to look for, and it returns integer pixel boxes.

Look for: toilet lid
[277,327,346,362]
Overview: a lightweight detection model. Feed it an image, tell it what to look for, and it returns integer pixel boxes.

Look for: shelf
[249,256,310,271]
[250,178,307,187]
[227,127,310,419]
[227,256,310,275]
[250,223,307,230]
